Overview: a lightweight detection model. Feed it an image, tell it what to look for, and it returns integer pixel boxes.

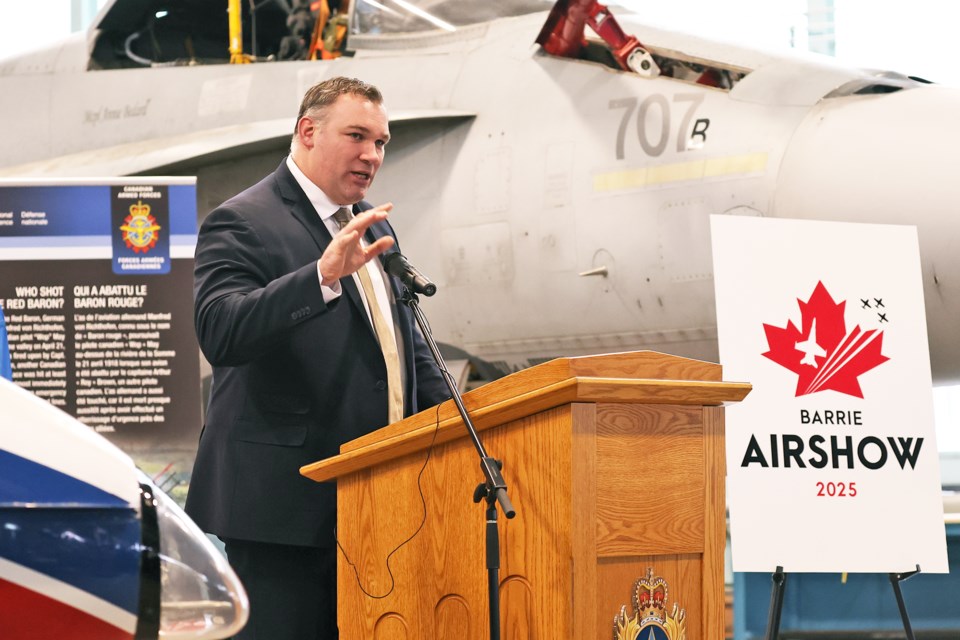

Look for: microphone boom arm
[399,287,514,516]
[396,285,514,640]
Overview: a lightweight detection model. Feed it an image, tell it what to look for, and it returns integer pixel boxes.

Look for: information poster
[0,179,201,453]
[712,215,947,573]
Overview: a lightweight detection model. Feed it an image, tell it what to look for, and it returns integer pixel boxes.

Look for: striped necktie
[333,207,404,424]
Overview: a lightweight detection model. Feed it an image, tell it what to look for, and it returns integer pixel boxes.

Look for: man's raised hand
[318,203,396,286]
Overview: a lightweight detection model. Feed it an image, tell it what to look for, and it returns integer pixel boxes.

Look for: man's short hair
[295,76,384,133]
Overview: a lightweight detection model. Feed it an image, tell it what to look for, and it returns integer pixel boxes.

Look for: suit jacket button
[375,380,386,390]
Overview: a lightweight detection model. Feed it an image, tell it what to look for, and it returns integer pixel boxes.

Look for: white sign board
[711,216,947,573]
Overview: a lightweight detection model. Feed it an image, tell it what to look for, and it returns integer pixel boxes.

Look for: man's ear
[296,116,317,149]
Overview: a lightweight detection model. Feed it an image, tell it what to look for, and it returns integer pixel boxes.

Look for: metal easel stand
[763,566,787,640]
[889,564,921,640]
[763,564,922,640]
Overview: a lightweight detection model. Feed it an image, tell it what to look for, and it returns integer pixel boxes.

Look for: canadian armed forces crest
[120,200,161,253]
[614,568,686,640]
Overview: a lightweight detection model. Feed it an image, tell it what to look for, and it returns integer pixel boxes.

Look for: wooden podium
[301,351,750,640]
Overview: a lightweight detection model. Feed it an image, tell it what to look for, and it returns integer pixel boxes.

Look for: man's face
[306,94,390,205]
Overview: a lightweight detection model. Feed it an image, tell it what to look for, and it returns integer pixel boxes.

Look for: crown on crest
[128,201,151,217]
[634,567,668,623]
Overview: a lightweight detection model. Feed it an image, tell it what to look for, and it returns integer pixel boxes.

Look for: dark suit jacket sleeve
[411,320,452,408]
[194,204,329,367]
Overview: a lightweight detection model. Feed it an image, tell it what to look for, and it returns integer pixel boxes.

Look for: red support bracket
[536,0,660,76]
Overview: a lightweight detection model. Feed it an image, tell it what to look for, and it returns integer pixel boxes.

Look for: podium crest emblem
[614,567,686,640]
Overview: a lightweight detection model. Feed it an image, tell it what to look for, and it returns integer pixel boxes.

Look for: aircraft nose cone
[774,85,960,225]
[773,84,960,383]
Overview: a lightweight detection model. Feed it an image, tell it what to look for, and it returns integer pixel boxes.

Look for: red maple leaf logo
[762,281,889,398]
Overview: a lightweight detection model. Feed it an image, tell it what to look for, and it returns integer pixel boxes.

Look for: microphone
[383,252,437,296]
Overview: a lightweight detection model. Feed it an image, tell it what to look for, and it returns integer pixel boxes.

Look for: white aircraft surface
[0,376,248,638]
[0,0,957,384]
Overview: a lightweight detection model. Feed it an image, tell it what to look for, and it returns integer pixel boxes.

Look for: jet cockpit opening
[535,0,749,89]
[345,0,749,89]
[89,0,293,69]
[86,0,749,92]
[645,48,748,90]
[573,37,749,90]
[349,0,550,36]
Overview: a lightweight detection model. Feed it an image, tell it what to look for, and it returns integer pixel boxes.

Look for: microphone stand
[398,287,516,640]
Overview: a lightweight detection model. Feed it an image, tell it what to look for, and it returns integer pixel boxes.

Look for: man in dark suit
[185,76,449,639]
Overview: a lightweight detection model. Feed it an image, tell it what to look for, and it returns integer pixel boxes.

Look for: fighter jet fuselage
[1,0,957,383]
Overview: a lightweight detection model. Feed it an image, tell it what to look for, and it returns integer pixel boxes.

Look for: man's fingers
[331,229,360,254]
[365,235,395,259]
[337,229,360,244]
[344,203,393,234]
[321,206,395,283]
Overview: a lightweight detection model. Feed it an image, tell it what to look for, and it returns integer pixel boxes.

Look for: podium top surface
[301,351,750,482]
